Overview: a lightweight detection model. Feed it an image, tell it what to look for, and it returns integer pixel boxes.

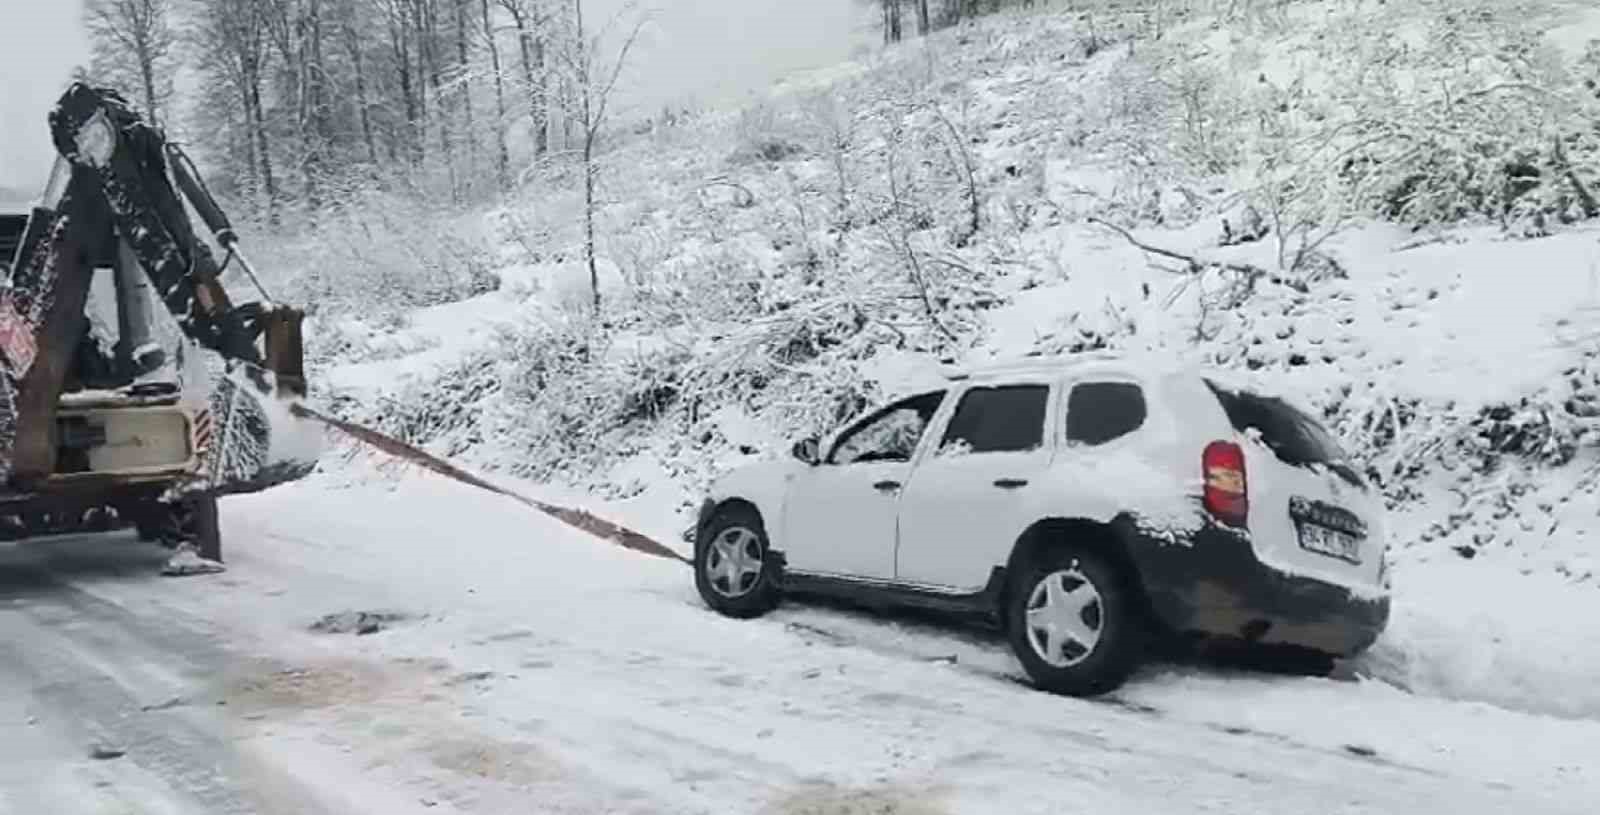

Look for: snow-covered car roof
[943,352,1186,384]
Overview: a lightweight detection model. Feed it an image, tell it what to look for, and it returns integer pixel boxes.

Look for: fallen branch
[699,177,757,208]
[290,404,692,567]
[1087,216,1308,293]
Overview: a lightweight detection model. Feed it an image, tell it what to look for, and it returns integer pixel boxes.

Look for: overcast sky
[0,0,869,196]
[0,0,87,196]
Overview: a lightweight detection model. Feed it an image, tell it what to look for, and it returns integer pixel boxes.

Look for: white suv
[692,357,1390,696]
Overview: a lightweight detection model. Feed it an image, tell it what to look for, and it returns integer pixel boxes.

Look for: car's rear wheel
[1006,544,1144,697]
[694,505,780,619]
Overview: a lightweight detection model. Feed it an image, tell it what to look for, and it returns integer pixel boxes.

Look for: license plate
[1298,523,1361,563]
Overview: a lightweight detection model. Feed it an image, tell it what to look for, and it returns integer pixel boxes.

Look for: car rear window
[1066,381,1146,445]
[1204,380,1362,485]
[940,385,1049,454]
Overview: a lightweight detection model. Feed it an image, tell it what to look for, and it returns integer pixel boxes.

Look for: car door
[782,390,947,581]
[894,381,1058,591]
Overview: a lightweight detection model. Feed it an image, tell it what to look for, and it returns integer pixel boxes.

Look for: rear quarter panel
[1030,370,1212,541]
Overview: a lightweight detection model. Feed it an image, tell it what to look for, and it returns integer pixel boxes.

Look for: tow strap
[288,404,692,566]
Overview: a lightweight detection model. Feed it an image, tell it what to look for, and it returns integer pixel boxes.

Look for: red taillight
[1203,441,1248,528]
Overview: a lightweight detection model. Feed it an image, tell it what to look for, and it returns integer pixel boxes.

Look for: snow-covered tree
[83,0,177,126]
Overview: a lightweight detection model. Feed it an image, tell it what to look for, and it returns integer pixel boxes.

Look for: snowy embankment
[262,0,1600,725]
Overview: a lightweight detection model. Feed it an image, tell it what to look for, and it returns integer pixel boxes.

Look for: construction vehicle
[0,83,318,565]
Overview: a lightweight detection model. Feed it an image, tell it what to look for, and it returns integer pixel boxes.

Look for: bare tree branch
[588,16,646,138]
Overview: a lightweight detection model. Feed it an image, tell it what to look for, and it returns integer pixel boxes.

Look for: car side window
[938,385,1049,455]
[829,391,947,465]
[1065,381,1146,446]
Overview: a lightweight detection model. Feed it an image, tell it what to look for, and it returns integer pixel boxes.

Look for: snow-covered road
[1,474,1594,814]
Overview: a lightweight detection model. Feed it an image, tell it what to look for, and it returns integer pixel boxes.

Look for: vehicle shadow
[0,532,172,594]
[777,591,1345,683]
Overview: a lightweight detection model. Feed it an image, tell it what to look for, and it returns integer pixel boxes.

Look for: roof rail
[941,349,1126,380]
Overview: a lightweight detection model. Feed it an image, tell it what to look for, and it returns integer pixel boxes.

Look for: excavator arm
[46,83,304,384]
[1,83,312,493]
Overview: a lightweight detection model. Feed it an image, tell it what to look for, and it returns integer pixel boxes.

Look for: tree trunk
[236,86,258,203]
[533,27,548,155]
[507,3,547,157]
[304,0,328,206]
[422,0,458,198]
[888,0,903,43]
[391,3,422,162]
[138,38,160,125]
[410,0,430,157]
[347,20,378,165]
[248,79,276,212]
[561,73,574,150]
[454,0,476,187]
[482,0,510,189]
[576,0,599,313]
[228,3,275,212]
[916,0,930,36]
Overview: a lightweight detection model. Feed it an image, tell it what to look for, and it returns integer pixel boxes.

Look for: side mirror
[792,437,821,465]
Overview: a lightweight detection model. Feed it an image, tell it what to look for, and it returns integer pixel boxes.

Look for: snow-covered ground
[9,0,1600,811]
[0,478,1595,814]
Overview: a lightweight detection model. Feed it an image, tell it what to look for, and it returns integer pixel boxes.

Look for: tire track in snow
[0,552,338,815]
[759,602,1459,780]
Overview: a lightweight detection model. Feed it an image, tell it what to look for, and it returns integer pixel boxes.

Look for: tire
[1005,544,1145,697]
[134,505,164,543]
[694,504,780,619]
[135,518,163,544]
[155,496,223,562]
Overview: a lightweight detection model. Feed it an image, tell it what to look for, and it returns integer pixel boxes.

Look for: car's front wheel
[694,505,780,619]
[1005,544,1144,697]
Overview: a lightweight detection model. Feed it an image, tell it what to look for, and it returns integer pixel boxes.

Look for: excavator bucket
[260,306,306,398]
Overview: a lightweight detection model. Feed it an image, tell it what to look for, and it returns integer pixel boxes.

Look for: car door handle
[873,480,902,493]
[993,478,1029,489]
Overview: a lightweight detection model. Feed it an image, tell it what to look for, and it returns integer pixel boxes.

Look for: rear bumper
[1125,520,1390,657]
[0,480,173,542]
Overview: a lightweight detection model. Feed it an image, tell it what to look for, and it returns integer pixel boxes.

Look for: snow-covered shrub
[729,103,810,166]
[245,184,500,323]
[1308,0,1595,231]
[1076,0,1598,238]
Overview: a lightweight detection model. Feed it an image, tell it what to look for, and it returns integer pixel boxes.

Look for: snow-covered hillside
[241,0,1600,722]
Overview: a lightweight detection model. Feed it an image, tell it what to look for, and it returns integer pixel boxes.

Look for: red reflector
[1203,440,1248,528]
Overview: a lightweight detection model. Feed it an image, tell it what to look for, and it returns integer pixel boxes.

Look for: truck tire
[135,510,163,543]
[152,496,222,561]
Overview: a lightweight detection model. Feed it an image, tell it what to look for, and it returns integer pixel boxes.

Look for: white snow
[283,0,1600,736]
[1360,560,1600,722]
[13,0,1600,809]
[3,472,1593,812]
